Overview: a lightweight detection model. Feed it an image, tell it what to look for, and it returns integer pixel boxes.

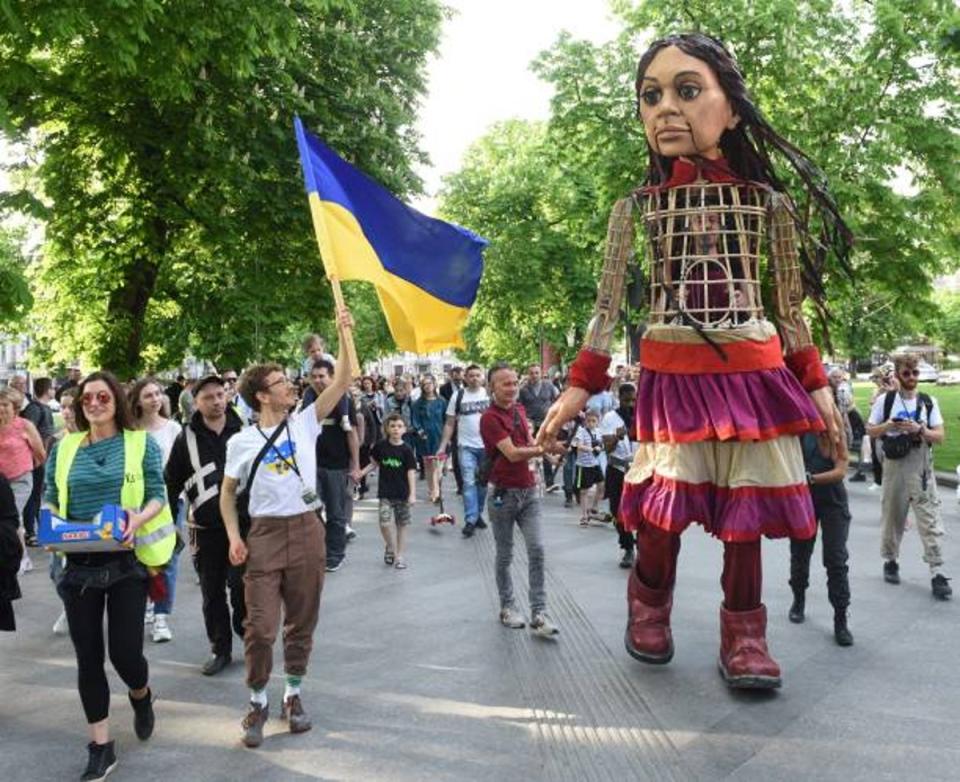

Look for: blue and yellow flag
[294,117,487,353]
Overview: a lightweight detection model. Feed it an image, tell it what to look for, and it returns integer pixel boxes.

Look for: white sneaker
[18,555,33,575]
[499,607,526,629]
[53,611,69,636]
[144,602,155,625]
[530,612,559,637]
[345,524,358,542]
[152,614,173,643]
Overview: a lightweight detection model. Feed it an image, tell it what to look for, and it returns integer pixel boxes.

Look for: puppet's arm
[768,192,828,392]
[570,197,636,393]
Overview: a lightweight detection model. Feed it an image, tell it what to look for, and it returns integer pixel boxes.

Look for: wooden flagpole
[307,195,361,379]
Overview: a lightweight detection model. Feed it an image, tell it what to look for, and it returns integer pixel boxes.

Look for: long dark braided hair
[635,33,853,308]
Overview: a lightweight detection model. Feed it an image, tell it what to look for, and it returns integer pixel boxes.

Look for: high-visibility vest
[55,430,176,567]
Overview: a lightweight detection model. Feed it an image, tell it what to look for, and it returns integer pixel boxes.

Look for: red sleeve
[568,349,612,394]
[480,410,510,452]
[784,346,829,392]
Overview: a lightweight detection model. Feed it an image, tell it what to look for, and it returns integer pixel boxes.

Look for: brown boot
[718,604,781,689]
[624,570,674,664]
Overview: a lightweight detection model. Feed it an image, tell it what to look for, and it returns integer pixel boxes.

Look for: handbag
[881,435,913,460]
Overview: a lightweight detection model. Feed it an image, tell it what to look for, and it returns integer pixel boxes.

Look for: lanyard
[256,420,302,478]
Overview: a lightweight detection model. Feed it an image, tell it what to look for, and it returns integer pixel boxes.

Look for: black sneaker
[25,533,38,547]
[883,560,900,584]
[325,559,344,573]
[932,574,953,600]
[834,611,854,646]
[474,516,487,529]
[129,688,154,741]
[788,593,805,624]
[201,654,231,677]
[619,549,635,569]
[461,523,475,539]
[81,740,117,781]
[849,472,867,483]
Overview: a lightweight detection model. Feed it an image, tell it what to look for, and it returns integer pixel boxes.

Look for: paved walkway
[2,477,959,781]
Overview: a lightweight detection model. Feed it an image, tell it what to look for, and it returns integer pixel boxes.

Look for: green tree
[0,227,32,329]
[439,120,601,365]
[0,0,443,374]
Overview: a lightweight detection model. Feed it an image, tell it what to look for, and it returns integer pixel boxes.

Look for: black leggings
[60,574,149,723]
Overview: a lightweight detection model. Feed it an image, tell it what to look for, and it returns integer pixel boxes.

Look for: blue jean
[155,500,185,616]
[459,446,488,526]
[488,488,546,614]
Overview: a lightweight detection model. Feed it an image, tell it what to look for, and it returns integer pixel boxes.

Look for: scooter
[428,455,456,526]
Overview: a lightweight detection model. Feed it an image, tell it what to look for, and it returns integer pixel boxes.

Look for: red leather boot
[718,604,781,689]
[625,570,674,664]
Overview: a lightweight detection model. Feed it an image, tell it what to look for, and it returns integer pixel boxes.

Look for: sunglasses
[900,369,920,378]
[81,390,114,407]
[222,377,238,384]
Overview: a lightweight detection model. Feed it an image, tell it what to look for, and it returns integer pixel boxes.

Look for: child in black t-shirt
[363,413,417,569]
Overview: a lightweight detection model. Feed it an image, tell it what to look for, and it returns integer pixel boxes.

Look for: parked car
[917,360,939,383]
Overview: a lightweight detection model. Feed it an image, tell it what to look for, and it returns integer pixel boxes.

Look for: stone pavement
[2,477,959,781]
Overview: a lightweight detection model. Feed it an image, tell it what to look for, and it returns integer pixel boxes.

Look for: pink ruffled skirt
[620,323,823,542]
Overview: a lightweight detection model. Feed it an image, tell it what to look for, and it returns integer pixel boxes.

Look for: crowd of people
[0,323,953,779]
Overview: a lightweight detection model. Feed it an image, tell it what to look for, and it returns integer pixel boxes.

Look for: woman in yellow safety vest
[44,370,174,781]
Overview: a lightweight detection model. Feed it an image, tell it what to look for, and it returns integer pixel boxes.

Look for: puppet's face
[638,46,739,160]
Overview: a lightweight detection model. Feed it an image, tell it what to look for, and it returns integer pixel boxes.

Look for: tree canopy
[440,0,960,364]
[1,0,444,375]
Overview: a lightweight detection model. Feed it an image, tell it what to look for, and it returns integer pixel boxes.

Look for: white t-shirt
[147,418,182,467]
[224,405,322,517]
[868,392,943,438]
[573,426,602,468]
[600,409,636,464]
[446,387,490,449]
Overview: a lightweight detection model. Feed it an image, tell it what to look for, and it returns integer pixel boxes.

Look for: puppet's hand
[536,388,589,453]
[809,386,845,460]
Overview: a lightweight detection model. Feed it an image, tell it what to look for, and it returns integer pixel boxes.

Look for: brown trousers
[243,511,325,690]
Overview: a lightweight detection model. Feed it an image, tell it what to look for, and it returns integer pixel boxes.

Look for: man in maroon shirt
[480,362,559,637]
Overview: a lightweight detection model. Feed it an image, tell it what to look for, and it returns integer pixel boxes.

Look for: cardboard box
[38,505,130,553]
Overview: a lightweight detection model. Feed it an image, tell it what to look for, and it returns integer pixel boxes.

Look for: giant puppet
[539,33,852,689]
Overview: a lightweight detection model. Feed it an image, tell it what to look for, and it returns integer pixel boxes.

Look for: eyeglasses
[81,391,114,407]
[264,376,290,390]
[900,369,921,378]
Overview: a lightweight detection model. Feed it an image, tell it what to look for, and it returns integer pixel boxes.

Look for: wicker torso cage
[642,182,770,328]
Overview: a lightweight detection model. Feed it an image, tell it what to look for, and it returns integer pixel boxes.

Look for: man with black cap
[165,375,246,675]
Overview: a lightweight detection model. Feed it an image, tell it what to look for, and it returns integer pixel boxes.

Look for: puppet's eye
[640,88,661,106]
[678,83,701,101]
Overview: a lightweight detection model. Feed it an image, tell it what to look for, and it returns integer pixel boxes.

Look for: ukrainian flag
[294,117,487,353]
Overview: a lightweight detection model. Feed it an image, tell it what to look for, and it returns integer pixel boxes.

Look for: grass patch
[853,382,960,470]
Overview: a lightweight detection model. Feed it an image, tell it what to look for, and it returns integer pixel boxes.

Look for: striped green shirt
[44,432,166,521]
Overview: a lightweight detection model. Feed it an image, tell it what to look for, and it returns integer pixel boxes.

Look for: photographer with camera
[866,354,951,599]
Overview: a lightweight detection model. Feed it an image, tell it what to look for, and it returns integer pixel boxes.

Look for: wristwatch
[805,471,814,487]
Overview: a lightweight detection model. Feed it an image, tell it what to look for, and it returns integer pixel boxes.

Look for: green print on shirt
[381,457,404,468]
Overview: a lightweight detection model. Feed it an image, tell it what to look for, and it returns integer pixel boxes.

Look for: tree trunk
[97,216,167,377]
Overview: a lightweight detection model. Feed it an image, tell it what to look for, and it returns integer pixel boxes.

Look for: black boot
[81,740,117,781]
[833,610,854,646]
[788,590,805,624]
[129,688,155,741]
